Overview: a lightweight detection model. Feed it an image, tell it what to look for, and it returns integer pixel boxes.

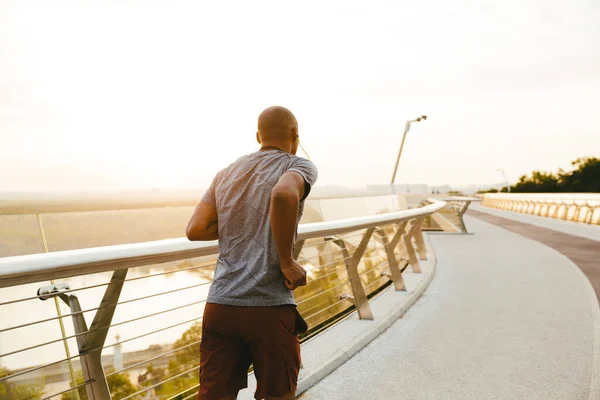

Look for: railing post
[330,229,375,320]
[563,203,571,220]
[576,205,584,222]
[559,202,566,219]
[543,202,551,217]
[403,220,422,273]
[587,202,597,224]
[456,201,470,233]
[412,218,428,260]
[377,222,407,291]
[64,269,128,399]
[67,295,111,400]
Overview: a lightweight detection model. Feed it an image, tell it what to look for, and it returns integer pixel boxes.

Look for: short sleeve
[287,157,318,200]
[201,172,220,208]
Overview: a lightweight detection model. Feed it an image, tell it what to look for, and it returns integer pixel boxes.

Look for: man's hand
[281,259,307,290]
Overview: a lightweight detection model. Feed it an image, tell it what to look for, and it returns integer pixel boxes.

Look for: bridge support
[329,229,375,320]
[50,269,128,400]
[377,222,408,291]
[412,218,428,261]
[403,220,422,273]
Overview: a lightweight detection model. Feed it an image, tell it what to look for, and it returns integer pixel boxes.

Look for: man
[186,105,318,400]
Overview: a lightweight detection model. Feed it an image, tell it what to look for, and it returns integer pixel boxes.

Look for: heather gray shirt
[202,149,318,306]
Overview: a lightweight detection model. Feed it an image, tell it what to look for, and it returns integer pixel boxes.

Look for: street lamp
[497,168,510,192]
[391,115,427,184]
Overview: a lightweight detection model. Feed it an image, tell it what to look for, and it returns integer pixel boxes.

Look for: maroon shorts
[197,303,304,400]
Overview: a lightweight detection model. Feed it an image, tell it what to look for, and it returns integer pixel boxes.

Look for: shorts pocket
[294,308,308,335]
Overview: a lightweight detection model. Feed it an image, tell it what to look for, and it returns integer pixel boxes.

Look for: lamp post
[497,168,510,192]
[391,115,427,184]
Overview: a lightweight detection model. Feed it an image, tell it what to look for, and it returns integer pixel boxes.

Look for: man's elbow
[271,186,300,204]
[186,226,198,241]
[186,224,204,241]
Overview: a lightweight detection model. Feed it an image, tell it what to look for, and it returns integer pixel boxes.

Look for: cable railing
[481,193,600,225]
[0,199,446,400]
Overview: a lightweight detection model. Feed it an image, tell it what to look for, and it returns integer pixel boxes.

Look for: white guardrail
[482,193,600,225]
[0,199,448,400]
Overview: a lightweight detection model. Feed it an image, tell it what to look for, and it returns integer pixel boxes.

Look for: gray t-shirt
[202,149,318,307]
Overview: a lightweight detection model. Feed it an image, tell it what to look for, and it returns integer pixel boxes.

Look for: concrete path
[469,204,600,301]
[300,216,599,400]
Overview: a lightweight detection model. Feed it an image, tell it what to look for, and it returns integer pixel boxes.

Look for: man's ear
[256,131,261,144]
[292,125,299,141]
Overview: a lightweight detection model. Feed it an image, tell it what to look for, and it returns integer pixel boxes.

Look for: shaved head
[256,106,300,155]
[257,106,298,141]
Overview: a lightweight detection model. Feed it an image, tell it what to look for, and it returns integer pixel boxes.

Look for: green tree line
[480,157,599,193]
[0,367,43,400]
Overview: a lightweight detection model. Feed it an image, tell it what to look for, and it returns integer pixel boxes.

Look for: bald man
[187,106,318,400]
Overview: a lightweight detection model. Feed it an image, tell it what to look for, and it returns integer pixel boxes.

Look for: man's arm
[270,171,307,290]
[186,201,219,241]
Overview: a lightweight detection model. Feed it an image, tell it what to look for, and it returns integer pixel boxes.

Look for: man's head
[256,106,299,155]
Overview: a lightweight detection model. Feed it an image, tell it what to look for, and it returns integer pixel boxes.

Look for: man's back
[188,106,314,400]
[202,149,318,307]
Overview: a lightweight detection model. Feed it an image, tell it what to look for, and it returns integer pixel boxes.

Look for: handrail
[0,200,445,289]
[482,193,600,202]
[436,196,481,202]
[482,193,600,225]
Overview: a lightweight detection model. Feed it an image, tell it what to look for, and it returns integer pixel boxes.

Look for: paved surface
[239,250,437,399]
[301,215,598,400]
[469,205,600,300]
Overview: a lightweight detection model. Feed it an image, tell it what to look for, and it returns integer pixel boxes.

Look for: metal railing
[420,197,479,233]
[482,193,600,225]
[0,199,445,400]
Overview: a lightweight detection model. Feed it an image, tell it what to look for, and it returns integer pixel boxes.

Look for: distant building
[114,334,123,371]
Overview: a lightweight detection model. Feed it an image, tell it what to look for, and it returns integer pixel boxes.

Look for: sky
[1,0,599,192]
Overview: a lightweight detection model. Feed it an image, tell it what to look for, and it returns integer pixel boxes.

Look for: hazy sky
[1,0,599,191]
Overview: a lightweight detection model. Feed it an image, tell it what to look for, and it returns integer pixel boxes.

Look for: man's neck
[260,145,287,153]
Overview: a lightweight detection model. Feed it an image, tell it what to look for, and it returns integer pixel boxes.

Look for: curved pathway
[468,203,600,300]
[300,214,599,400]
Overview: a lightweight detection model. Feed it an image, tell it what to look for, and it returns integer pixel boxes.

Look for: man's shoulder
[289,155,317,168]
[287,156,318,176]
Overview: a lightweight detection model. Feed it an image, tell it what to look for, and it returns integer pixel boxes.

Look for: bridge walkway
[300,213,600,400]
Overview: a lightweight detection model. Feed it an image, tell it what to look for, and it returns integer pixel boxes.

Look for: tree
[138,363,167,393]
[558,157,600,192]
[173,322,202,366]
[511,170,559,193]
[0,367,44,400]
[61,370,138,400]
[477,157,599,194]
[476,188,498,194]
[510,157,600,193]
